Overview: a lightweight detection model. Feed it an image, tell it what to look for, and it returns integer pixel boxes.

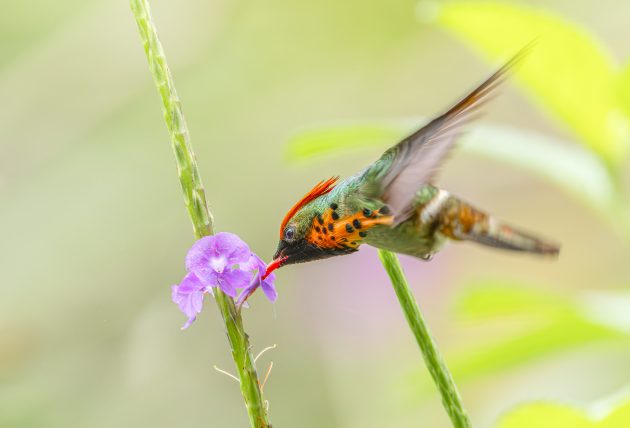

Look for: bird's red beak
[262,255,288,280]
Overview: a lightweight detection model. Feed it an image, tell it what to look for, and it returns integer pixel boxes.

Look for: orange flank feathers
[308,207,393,250]
[279,177,339,237]
[438,203,487,239]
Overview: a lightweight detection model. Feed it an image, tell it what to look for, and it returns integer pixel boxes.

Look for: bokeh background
[2,0,630,427]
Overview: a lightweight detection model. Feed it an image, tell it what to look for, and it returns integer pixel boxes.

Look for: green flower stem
[378,249,472,428]
[129,1,271,427]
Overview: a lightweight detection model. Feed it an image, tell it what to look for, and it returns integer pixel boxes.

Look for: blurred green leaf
[456,282,573,320]
[604,401,630,427]
[498,403,591,428]
[405,284,630,397]
[497,400,630,427]
[617,63,630,120]
[417,1,628,165]
[446,283,626,383]
[287,121,619,223]
[286,122,402,161]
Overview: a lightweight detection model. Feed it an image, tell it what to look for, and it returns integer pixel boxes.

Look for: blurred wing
[379,48,528,225]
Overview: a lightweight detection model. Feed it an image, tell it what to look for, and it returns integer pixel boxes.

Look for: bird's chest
[304,196,393,253]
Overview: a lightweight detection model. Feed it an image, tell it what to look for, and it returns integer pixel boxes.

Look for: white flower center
[209,256,227,273]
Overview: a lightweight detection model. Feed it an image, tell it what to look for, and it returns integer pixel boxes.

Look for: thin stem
[129,0,212,239]
[129,1,271,427]
[378,249,472,428]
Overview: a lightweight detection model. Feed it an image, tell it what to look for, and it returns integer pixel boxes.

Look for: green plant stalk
[378,249,472,428]
[129,1,271,427]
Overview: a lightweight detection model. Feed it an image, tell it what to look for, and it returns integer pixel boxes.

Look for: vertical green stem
[129,1,271,426]
[378,249,472,428]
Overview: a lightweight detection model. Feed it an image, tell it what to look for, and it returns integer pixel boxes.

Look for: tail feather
[436,197,560,256]
[459,222,560,255]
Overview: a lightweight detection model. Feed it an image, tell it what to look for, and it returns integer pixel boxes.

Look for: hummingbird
[264,51,560,279]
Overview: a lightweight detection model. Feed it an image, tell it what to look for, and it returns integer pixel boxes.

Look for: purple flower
[171,272,205,330]
[171,232,277,329]
[237,254,278,307]
[186,232,252,296]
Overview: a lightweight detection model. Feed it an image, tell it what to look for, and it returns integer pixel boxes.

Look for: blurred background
[2,0,630,427]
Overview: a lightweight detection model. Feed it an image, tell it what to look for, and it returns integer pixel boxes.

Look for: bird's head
[264,177,344,278]
[264,176,393,279]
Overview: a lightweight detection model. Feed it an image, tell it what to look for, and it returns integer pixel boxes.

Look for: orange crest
[279,177,339,237]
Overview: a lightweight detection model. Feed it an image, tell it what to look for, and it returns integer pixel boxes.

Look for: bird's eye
[284,226,296,241]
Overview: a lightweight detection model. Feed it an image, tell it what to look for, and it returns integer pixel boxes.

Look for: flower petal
[213,232,251,265]
[261,280,278,302]
[172,272,205,329]
[222,268,253,290]
[217,280,237,297]
[185,236,216,271]
[176,272,205,293]
[186,233,251,273]
[236,289,253,308]
[194,268,220,288]
[260,267,277,302]
[182,316,196,330]
[235,256,279,305]
[240,253,260,272]
[236,275,260,307]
